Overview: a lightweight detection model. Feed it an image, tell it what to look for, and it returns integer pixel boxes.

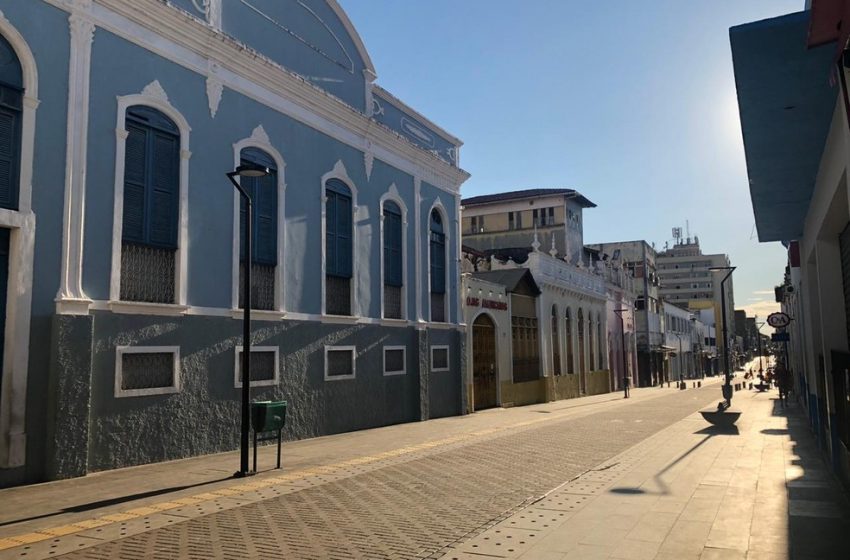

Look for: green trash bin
[250,401,286,471]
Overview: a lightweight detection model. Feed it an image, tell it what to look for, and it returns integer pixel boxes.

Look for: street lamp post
[226,162,271,478]
[613,308,630,398]
[755,318,765,376]
[709,266,736,407]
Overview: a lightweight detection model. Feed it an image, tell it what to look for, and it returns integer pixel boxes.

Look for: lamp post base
[233,470,256,479]
[700,405,741,427]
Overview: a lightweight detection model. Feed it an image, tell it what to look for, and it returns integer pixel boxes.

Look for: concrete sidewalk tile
[744,551,789,560]
[577,524,627,546]
[705,527,750,551]
[562,543,610,559]
[608,538,661,560]
[700,546,747,559]
[624,512,678,543]
[666,519,713,544]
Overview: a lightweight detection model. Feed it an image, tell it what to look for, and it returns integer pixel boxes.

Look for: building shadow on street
[778,398,850,560]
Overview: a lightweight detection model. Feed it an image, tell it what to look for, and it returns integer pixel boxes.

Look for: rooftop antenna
[686,219,691,244]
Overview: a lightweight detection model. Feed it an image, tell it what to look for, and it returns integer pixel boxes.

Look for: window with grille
[120,106,180,303]
[431,346,449,372]
[383,346,406,376]
[0,34,22,211]
[234,346,278,388]
[325,346,355,380]
[325,179,352,315]
[238,147,278,311]
[551,306,561,375]
[429,209,446,322]
[383,201,403,319]
[115,347,180,397]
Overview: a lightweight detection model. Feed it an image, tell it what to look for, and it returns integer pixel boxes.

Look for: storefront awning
[730,11,837,242]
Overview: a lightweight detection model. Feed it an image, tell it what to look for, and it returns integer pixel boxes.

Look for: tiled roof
[470,268,541,295]
[461,188,596,208]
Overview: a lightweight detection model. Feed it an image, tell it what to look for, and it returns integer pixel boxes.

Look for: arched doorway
[472,313,498,410]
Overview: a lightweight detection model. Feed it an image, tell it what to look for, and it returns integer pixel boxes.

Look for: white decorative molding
[206,74,223,118]
[0,14,39,469]
[56,11,95,316]
[250,124,270,145]
[414,177,422,322]
[110,83,191,306]
[41,0,468,194]
[207,0,222,28]
[141,79,169,103]
[364,148,374,181]
[231,127,287,313]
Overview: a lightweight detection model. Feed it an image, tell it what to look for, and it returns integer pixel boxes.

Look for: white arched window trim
[379,183,408,321]
[427,198,449,324]
[0,14,38,468]
[320,160,359,319]
[230,126,287,317]
[108,82,191,313]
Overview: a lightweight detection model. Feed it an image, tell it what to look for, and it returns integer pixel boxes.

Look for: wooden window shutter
[122,123,148,243]
[148,131,180,248]
[384,202,402,287]
[0,106,20,210]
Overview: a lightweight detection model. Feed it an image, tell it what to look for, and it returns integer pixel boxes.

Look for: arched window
[551,305,561,376]
[0,33,23,210]
[578,308,585,375]
[239,147,277,310]
[383,200,403,319]
[325,178,353,315]
[120,106,180,303]
[325,179,354,315]
[589,312,596,370]
[565,307,574,374]
[429,208,446,322]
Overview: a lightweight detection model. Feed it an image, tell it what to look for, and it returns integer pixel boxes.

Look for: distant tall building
[656,236,735,369]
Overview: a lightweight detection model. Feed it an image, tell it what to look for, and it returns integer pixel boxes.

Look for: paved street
[2,375,848,560]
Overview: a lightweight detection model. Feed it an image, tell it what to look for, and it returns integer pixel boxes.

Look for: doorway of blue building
[0,229,8,405]
[472,313,497,410]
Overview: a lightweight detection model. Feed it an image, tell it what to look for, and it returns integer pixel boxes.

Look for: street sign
[766,312,791,328]
[771,332,790,342]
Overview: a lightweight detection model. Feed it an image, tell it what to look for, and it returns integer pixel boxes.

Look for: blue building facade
[0,0,469,486]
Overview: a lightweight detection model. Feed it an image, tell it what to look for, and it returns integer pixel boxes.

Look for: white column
[414,177,422,322]
[56,12,95,314]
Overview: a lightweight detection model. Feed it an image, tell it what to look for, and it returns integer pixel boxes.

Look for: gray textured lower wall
[62,313,461,473]
[428,329,462,419]
[47,314,94,479]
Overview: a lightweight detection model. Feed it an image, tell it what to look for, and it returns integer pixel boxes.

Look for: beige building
[462,189,596,265]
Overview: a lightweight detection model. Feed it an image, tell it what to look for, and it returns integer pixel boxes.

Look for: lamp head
[234,162,270,178]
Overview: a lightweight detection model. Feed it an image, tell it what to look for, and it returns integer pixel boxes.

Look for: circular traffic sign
[766,312,791,328]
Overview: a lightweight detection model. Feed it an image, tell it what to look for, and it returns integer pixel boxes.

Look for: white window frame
[379,183,408,321]
[109,81,191,312]
[233,345,280,388]
[320,160,359,318]
[324,345,356,381]
[383,345,407,376]
[427,198,450,324]
[114,345,181,398]
[231,126,286,316]
[431,345,450,372]
[0,14,38,468]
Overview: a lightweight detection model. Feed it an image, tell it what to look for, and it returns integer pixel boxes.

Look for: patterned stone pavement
[13,384,726,559]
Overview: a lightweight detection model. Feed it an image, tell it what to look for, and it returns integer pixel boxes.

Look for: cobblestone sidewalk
[443,389,850,560]
[0,382,724,559]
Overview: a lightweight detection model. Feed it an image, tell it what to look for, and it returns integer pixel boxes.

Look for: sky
[340,0,803,324]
